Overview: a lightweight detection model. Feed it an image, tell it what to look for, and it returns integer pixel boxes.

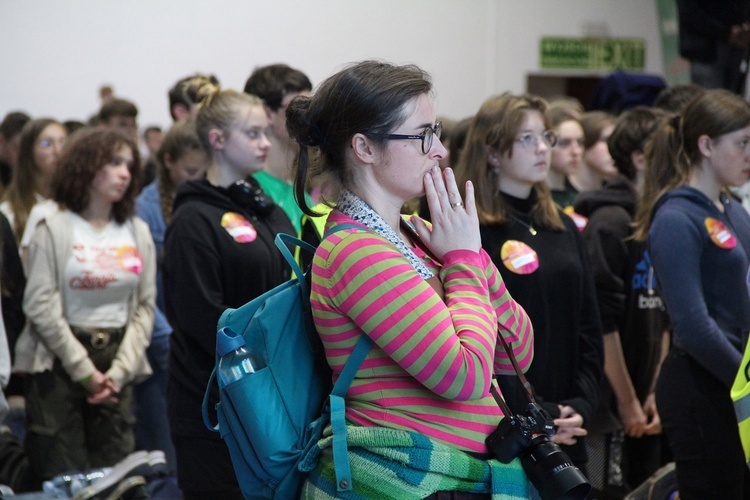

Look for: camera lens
[521,438,591,500]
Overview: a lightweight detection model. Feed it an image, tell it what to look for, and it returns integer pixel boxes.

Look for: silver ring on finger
[450,201,464,209]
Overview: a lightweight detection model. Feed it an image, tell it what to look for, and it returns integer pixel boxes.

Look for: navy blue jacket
[649,186,750,387]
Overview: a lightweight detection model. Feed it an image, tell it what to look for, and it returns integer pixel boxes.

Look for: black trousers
[656,349,750,499]
[166,376,242,500]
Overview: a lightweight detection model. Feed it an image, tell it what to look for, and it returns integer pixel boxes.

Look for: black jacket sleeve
[0,213,25,358]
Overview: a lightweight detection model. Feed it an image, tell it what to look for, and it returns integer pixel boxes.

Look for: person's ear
[697,134,713,158]
[351,133,377,164]
[171,104,190,122]
[486,147,501,168]
[163,153,174,171]
[207,128,225,150]
[631,150,646,172]
[263,104,275,121]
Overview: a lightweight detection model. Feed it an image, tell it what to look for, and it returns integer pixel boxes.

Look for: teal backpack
[202,227,371,499]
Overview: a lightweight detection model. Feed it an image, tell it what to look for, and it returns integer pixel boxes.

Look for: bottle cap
[217,327,246,356]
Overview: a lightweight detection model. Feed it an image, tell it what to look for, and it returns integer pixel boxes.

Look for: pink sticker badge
[705,217,736,249]
[563,206,588,232]
[117,246,143,274]
[221,212,257,243]
[501,240,539,275]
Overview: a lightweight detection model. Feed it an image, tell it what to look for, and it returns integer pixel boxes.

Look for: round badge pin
[704,217,736,249]
[501,240,539,274]
[221,212,257,243]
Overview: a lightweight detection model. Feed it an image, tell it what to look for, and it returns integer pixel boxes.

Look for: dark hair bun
[285,95,321,147]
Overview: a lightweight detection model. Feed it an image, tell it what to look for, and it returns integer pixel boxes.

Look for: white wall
[0,0,663,130]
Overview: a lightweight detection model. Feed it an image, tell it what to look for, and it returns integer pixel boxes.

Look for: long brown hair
[454,93,564,229]
[634,89,750,240]
[3,118,64,242]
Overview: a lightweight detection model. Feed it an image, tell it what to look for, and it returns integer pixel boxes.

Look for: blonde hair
[195,85,265,152]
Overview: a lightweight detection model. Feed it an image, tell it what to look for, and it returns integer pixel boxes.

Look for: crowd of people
[0,57,748,500]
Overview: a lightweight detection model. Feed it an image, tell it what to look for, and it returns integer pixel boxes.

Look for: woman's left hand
[550,405,587,445]
[412,166,481,259]
[642,393,662,435]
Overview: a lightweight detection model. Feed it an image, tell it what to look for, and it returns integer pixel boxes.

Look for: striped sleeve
[479,250,534,375]
[313,230,498,401]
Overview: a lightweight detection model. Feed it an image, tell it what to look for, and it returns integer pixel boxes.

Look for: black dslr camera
[486,402,591,500]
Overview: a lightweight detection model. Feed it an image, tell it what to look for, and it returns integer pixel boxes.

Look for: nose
[430,136,448,160]
[52,138,65,157]
[259,133,271,150]
[118,162,132,180]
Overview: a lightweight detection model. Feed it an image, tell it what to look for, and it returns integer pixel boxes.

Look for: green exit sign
[540,37,645,70]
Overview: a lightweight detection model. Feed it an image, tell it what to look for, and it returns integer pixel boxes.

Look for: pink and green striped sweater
[312,212,534,454]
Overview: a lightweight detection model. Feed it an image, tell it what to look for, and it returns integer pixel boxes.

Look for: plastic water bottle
[42,467,112,497]
[43,472,86,497]
[217,327,265,385]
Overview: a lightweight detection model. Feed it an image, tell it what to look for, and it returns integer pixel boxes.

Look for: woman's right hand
[82,370,119,405]
[411,166,482,259]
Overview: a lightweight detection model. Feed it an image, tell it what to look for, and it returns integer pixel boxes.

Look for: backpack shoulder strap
[329,331,374,492]
[325,222,363,238]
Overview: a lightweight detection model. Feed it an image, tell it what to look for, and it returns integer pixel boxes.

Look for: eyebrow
[412,121,435,132]
[518,126,546,133]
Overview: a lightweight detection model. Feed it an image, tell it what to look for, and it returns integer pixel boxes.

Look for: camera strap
[490,334,538,415]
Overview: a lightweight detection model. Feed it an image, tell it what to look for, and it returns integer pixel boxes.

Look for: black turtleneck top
[480,190,603,464]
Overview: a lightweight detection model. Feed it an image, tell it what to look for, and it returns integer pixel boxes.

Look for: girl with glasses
[455,92,604,475]
[287,60,535,498]
[0,118,67,247]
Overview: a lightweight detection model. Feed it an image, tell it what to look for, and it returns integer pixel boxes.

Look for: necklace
[507,213,537,236]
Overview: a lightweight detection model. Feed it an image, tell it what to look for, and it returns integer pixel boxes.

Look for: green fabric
[299,425,531,499]
[731,336,750,468]
[253,170,308,234]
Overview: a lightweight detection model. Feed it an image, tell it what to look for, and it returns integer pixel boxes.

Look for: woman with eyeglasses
[286,61,535,498]
[0,118,67,247]
[455,92,603,473]
[634,89,750,498]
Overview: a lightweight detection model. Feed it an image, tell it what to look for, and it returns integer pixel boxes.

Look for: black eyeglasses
[373,121,442,154]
